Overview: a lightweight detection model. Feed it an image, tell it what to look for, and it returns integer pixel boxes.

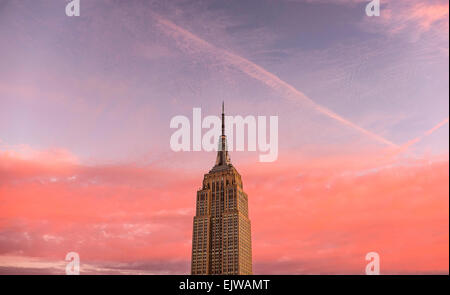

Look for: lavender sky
[0,0,448,274]
[1,0,448,164]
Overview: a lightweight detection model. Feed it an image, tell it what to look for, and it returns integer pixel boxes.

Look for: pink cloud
[366,0,449,38]
[407,2,449,31]
[243,154,449,274]
[0,143,448,274]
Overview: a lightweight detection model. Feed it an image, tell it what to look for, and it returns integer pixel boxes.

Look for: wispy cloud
[399,117,449,152]
[153,14,397,147]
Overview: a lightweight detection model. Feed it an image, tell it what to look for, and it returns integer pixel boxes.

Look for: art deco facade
[191,104,252,275]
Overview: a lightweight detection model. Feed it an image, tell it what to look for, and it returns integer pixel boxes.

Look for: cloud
[242,153,449,274]
[153,13,397,147]
[384,0,449,34]
[0,0,447,274]
[359,0,449,43]
[0,255,188,275]
[0,143,448,274]
[304,0,448,41]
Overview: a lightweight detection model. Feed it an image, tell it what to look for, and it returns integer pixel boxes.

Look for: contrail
[399,117,449,152]
[153,15,397,147]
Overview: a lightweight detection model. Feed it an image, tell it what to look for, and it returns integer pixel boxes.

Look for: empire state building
[191,103,252,275]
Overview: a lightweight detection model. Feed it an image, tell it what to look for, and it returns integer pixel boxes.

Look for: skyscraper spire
[214,102,231,168]
[222,101,225,136]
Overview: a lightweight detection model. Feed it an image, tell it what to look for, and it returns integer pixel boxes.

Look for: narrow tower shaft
[222,101,225,136]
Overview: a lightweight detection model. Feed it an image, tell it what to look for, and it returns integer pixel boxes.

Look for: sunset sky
[0,0,448,274]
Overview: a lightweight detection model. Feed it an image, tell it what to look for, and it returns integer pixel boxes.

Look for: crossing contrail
[153,14,398,147]
[400,117,449,152]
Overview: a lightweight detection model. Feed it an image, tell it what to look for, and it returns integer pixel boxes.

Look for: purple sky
[0,0,448,165]
[0,0,448,274]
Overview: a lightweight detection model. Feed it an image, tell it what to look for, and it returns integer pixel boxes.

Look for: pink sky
[0,143,448,274]
[0,0,448,274]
